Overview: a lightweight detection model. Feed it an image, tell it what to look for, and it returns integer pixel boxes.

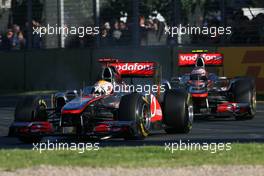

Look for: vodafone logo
[114,63,154,71]
[178,53,223,66]
[108,62,156,76]
[179,54,222,61]
[180,54,198,61]
[201,54,222,61]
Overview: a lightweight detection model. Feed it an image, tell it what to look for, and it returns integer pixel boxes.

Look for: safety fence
[0,46,263,93]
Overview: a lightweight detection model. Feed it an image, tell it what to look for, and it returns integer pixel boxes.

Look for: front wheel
[118,93,151,140]
[13,96,48,143]
[15,95,48,122]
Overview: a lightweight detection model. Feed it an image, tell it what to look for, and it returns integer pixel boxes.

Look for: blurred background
[0,0,263,94]
[0,0,263,49]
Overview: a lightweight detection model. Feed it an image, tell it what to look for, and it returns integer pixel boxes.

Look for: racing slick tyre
[118,93,150,140]
[232,78,256,120]
[15,95,48,122]
[14,96,48,143]
[163,89,193,134]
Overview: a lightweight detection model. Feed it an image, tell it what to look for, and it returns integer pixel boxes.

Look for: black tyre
[163,89,193,134]
[14,96,48,143]
[15,96,48,122]
[118,93,150,140]
[232,78,256,120]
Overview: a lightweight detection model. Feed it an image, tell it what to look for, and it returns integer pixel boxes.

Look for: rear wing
[178,53,224,67]
[98,58,158,78]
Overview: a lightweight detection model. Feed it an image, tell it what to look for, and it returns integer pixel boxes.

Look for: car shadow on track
[194,117,237,122]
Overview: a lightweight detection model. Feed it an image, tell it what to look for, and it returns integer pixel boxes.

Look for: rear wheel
[232,78,256,120]
[118,93,150,140]
[163,89,193,133]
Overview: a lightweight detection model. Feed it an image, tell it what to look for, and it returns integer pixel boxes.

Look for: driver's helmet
[190,67,208,81]
[190,54,208,81]
[191,67,206,76]
[93,80,113,96]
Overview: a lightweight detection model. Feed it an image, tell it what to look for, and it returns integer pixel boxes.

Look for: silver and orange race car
[171,50,256,120]
[9,58,193,143]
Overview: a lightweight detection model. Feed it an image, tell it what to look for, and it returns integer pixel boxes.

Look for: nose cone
[63,97,92,111]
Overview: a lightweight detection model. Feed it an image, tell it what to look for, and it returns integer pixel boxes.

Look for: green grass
[0,143,264,170]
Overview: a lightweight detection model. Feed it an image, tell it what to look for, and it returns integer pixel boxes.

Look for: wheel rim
[188,105,194,123]
[251,89,257,115]
[141,103,151,130]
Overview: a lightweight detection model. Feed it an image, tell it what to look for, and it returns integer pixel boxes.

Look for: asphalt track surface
[0,95,263,149]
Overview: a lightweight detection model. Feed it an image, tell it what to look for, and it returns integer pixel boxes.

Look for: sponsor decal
[111,62,154,71]
[109,62,156,76]
[178,53,223,66]
[150,95,162,122]
[113,63,154,71]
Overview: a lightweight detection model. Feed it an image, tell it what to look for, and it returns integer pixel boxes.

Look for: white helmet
[191,67,207,76]
[93,80,113,96]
